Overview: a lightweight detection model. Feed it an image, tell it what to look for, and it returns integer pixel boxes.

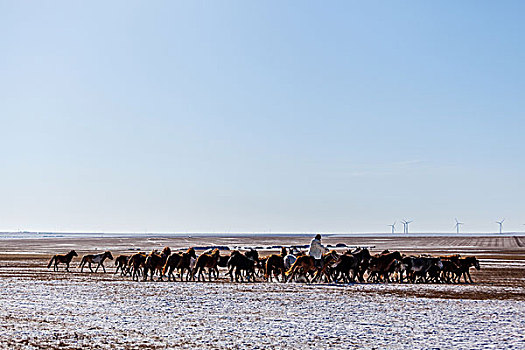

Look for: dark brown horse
[143,247,171,281]
[194,248,220,281]
[129,252,147,281]
[265,247,287,282]
[227,249,259,282]
[79,251,114,273]
[178,248,197,281]
[333,248,371,283]
[367,251,402,283]
[114,255,130,275]
[452,256,480,283]
[162,252,182,281]
[47,250,78,272]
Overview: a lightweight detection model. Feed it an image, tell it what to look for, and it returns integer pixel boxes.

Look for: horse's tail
[162,260,170,276]
[285,258,301,276]
[47,256,55,268]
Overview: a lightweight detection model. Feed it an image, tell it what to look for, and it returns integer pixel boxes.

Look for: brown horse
[285,250,338,283]
[178,248,197,281]
[47,250,78,272]
[143,247,171,281]
[285,255,316,282]
[129,252,147,281]
[311,250,339,283]
[114,255,130,275]
[194,248,220,281]
[265,247,287,282]
[79,251,114,273]
[162,252,182,281]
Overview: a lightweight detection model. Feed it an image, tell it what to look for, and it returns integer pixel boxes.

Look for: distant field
[0,235,524,349]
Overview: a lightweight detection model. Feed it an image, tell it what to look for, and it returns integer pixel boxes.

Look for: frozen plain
[1,276,524,350]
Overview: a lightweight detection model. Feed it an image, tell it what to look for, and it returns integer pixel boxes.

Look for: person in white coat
[308,234,329,267]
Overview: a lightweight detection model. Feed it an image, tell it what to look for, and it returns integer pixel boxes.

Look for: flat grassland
[0,235,524,349]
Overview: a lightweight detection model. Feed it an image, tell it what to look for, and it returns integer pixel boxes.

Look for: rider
[308,234,329,268]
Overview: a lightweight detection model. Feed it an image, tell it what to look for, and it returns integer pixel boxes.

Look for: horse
[114,255,130,275]
[452,256,480,283]
[129,252,147,281]
[143,247,171,281]
[439,255,461,283]
[47,250,78,272]
[265,247,287,282]
[400,256,442,283]
[79,251,114,273]
[178,248,197,281]
[311,250,340,283]
[283,249,304,273]
[227,249,259,282]
[162,252,182,281]
[285,250,338,283]
[194,249,220,282]
[333,248,371,283]
[367,251,402,283]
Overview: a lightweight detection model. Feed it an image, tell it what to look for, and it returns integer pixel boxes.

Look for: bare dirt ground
[0,235,524,349]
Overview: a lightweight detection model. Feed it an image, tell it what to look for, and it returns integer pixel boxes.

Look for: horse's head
[162,247,171,257]
[280,247,287,257]
[392,251,402,260]
[467,256,480,270]
[187,247,196,258]
[325,250,338,261]
[245,249,258,261]
[105,251,114,260]
[212,248,220,257]
[70,250,78,257]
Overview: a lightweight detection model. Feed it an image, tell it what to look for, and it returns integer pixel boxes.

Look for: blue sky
[1,1,524,233]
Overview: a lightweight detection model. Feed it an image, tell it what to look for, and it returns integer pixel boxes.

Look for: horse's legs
[88,262,94,273]
[95,263,100,273]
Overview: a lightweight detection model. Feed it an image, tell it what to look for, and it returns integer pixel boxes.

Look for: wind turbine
[454,218,464,234]
[388,222,396,234]
[401,219,413,234]
[496,219,505,234]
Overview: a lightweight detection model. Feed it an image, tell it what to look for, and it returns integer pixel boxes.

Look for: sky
[1,1,524,233]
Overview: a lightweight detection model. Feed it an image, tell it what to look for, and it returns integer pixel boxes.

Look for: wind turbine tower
[496,219,505,234]
[388,222,396,234]
[401,220,413,234]
[405,220,413,234]
[454,218,464,234]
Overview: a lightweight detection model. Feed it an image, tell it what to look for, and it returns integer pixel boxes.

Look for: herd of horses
[46,245,481,284]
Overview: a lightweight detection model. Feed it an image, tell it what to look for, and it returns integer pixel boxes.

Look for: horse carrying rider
[308,234,329,268]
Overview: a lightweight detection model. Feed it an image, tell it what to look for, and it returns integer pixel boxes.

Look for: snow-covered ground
[1,276,524,349]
